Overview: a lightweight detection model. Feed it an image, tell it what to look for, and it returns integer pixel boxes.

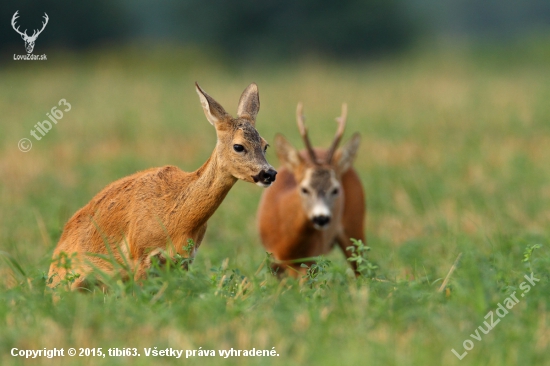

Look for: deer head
[12,11,49,54]
[195,83,277,187]
[275,103,360,229]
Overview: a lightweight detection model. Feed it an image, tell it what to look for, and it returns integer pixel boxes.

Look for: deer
[257,103,365,276]
[47,83,277,290]
[11,11,49,54]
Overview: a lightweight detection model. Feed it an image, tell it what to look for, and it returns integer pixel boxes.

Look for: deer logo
[11,11,49,54]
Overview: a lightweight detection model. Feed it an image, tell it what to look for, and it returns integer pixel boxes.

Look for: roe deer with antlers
[257,103,365,276]
[48,83,277,289]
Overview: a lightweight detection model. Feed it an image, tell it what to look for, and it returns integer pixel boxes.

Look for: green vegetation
[1,43,549,365]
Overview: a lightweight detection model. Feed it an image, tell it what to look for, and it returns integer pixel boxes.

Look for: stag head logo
[11,11,49,54]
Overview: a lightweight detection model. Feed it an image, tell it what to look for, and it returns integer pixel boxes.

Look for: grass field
[1,43,549,365]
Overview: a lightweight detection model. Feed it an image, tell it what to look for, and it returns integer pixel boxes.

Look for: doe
[257,103,365,275]
[48,83,277,289]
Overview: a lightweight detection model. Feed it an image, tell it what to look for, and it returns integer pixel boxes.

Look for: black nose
[265,168,277,183]
[254,168,277,184]
[312,215,331,227]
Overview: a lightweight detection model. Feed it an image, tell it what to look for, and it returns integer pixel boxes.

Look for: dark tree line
[1,0,549,59]
[173,0,415,58]
[0,0,415,59]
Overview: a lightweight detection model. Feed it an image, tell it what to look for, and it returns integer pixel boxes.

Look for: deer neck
[174,149,237,231]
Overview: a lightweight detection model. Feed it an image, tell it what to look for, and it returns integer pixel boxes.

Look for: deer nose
[263,168,277,183]
[252,168,277,185]
[312,215,331,228]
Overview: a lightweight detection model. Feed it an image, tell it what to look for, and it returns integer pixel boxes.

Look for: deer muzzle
[252,168,277,187]
[312,215,331,229]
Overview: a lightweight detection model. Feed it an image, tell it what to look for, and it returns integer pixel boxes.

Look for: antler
[11,11,28,38]
[29,13,49,40]
[296,102,318,165]
[326,103,347,164]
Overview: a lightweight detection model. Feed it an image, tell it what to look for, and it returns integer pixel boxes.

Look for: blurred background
[1,0,550,287]
[1,1,550,365]
[1,0,550,284]
[1,0,550,60]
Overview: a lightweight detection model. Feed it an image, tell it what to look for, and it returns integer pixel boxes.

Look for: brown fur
[48,83,275,289]
[257,106,365,276]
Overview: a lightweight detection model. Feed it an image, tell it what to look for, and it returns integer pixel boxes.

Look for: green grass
[1,43,550,365]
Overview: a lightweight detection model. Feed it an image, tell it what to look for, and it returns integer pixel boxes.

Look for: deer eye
[233,144,245,153]
[301,187,310,195]
[263,144,269,153]
[331,188,339,196]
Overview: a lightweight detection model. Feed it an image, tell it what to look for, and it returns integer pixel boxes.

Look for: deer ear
[275,134,304,173]
[237,83,260,124]
[334,133,361,174]
[195,82,230,126]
